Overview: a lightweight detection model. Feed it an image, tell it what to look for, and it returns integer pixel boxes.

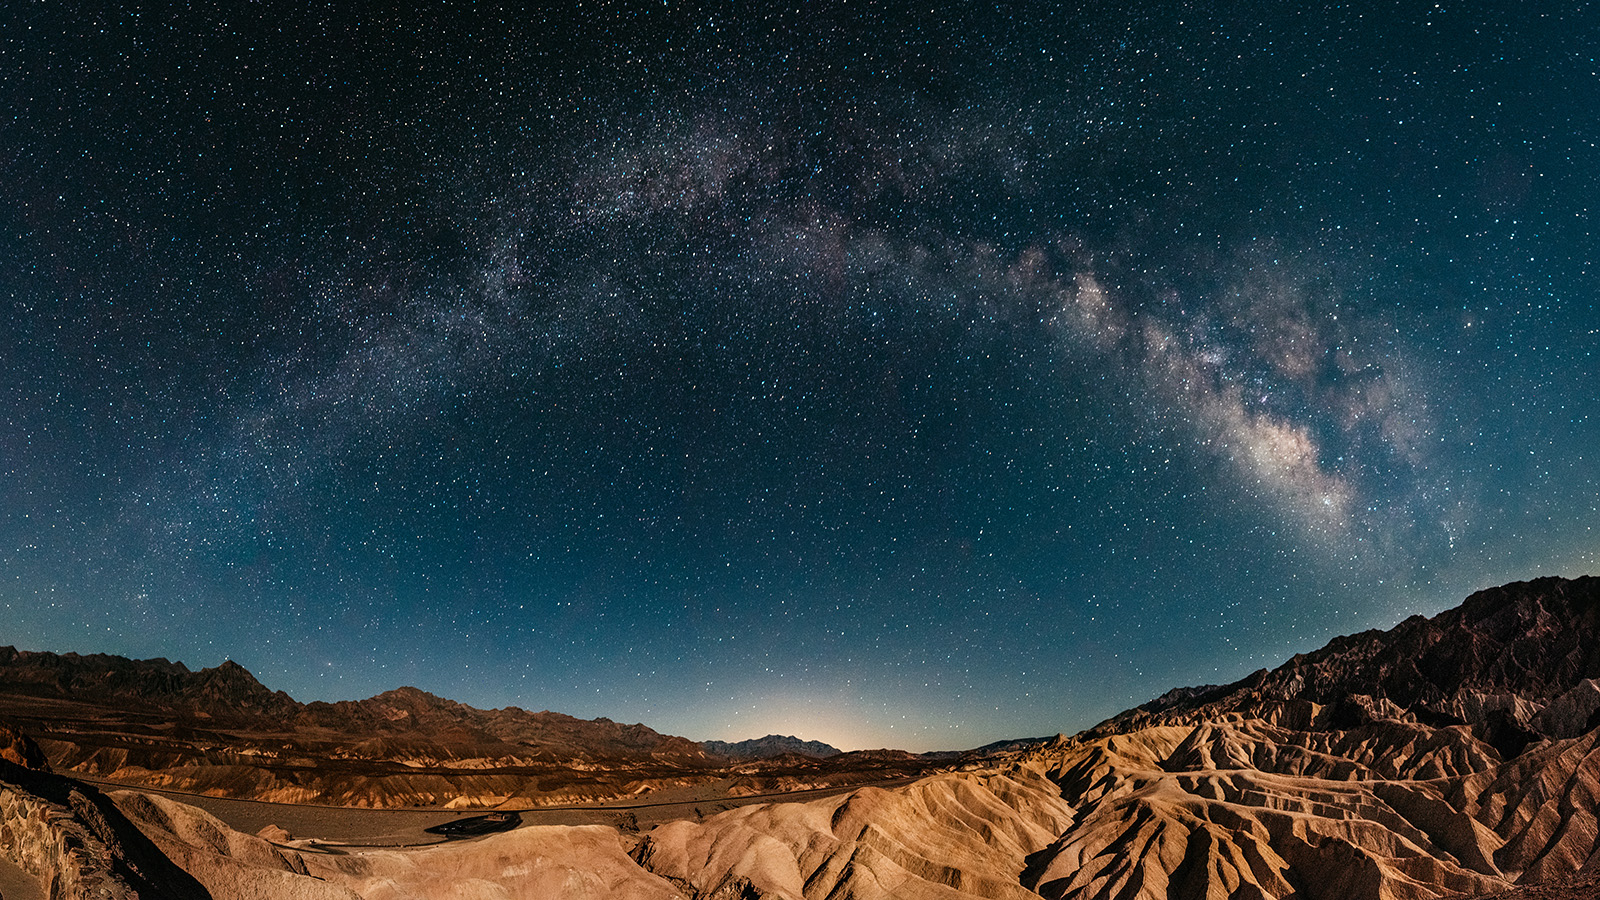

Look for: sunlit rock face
[0,717,49,771]
[632,769,1076,900]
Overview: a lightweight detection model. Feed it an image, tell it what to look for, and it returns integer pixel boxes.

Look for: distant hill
[702,734,841,758]
[959,735,1061,758]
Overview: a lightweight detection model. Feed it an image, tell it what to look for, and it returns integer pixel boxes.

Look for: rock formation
[0,725,211,900]
[630,576,1600,899]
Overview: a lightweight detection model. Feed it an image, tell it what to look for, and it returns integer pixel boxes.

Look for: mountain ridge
[1085,575,1600,754]
[0,646,705,763]
[702,734,842,759]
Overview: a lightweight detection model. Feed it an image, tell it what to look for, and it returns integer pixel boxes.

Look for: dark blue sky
[2,1,1596,750]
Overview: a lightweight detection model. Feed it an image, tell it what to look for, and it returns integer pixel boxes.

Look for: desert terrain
[0,648,943,813]
[4,575,1600,898]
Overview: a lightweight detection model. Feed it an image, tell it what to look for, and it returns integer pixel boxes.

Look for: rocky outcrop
[0,717,49,771]
[1006,576,1600,900]
[0,760,210,899]
[1021,722,1512,900]
[1091,576,1600,745]
[614,578,1600,899]
[111,790,361,900]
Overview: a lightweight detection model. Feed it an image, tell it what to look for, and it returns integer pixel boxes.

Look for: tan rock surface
[70,713,1600,899]
[0,762,209,899]
[1024,724,1513,900]
[306,825,687,900]
[633,768,1075,899]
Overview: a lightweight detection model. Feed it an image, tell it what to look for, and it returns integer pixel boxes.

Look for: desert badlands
[4,576,1600,899]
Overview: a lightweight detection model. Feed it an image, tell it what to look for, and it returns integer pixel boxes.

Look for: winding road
[70,772,924,848]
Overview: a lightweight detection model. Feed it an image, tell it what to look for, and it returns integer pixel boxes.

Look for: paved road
[71,773,922,848]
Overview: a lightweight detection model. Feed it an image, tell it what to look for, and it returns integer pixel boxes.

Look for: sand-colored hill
[633,768,1074,899]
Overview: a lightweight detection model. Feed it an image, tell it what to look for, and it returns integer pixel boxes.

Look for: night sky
[2,1,1596,751]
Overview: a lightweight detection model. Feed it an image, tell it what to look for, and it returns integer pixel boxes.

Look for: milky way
[2,2,1596,749]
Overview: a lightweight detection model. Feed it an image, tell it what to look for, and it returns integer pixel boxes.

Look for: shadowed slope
[1094,577,1600,747]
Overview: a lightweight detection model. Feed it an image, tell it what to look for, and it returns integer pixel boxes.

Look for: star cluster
[2,1,1596,750]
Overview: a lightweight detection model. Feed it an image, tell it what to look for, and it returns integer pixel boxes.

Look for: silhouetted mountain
[960,735,1061,758]
[0,648,707,764]
[703,734,841,759]
[0,646,300,721]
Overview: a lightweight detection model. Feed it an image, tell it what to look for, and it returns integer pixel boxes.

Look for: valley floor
[67,772,922,846]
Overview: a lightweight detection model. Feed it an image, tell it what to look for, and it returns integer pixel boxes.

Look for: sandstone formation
[634,768,1074,899]
[620,577,1600,900]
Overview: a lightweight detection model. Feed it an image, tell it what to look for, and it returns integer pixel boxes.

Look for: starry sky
[2,1,1596,752]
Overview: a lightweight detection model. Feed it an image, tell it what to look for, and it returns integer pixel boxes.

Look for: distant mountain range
[702,734,842,759]
[0,646,704,762]
[0,647,868,766]
[0,645,940,809]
